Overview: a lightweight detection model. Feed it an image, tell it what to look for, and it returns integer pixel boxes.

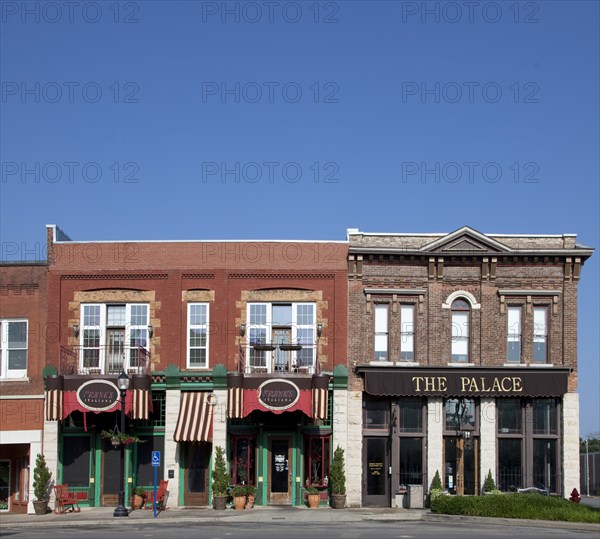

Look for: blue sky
[1,0,598,436]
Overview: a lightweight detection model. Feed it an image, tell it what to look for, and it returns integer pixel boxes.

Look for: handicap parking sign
[152,451,160,467]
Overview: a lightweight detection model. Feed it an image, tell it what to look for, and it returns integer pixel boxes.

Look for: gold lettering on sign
[412,376,448,392]
[512,377,523,392]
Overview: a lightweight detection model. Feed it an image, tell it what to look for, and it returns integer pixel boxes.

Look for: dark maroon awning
[357,367,570,398]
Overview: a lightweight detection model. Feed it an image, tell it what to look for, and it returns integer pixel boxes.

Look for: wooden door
[183,443,210,506]
[268,436,292,504]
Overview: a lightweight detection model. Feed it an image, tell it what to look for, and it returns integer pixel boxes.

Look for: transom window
[246,302,316,373]
[80,303,149,374]
[451,299,470,363]
[0,319,28,379]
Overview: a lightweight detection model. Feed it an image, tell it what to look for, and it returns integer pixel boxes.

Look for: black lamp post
[113,370,130,517]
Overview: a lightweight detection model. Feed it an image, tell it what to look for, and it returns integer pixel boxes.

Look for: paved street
[1,521,599,539]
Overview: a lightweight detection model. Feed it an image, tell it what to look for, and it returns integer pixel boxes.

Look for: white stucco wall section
[562,392,580,498]
[426,398,443,489]
[479,398,496,490]
[344,390,362,507]
[164,389,181,507]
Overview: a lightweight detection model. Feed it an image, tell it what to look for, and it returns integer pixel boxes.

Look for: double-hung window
[0,320,28,379]
[451,299,470,362]
[400,305,415,361]
[507,307,522,363]
[374,304,389,361]
[188,303,209,368]
[533,307,548,363]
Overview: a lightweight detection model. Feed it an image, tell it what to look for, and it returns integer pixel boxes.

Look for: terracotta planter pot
[233,495,246,510]
[307,494,320,509]
[131,494,144,510]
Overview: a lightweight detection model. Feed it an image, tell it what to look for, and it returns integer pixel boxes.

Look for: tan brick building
[347,226,593,506]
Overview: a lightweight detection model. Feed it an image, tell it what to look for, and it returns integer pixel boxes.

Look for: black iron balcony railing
[59,345,150,376]
[245,342,317,374]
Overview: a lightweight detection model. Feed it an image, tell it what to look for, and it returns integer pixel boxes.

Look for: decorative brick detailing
[229,273,335,280]
[62,273,168,280]
[182,273,215,279]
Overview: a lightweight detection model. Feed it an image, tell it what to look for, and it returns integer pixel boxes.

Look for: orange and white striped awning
[173,392,213,442]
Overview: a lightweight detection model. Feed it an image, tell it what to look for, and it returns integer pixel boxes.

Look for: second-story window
[507,306,522,363]
[533,307,548,363]
[246,302,316,373]
[451,299,470,363]
[0,319,28,379]
[374,304,389,361]
[187,303,209,368]
[80,303,149,374]
[400,305,415,361]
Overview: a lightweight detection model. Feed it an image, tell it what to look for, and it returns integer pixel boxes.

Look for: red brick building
[347,226,593,506]
[43,225,348,508]
[0,262,48,513]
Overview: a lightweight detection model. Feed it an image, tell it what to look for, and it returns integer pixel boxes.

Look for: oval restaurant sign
[76,380,120,411]
[258,379,300,411]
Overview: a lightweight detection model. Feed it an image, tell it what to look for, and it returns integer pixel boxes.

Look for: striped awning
[173,392,213,442]
[45,388,63,421]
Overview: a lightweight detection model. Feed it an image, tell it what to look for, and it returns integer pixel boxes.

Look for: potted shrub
[245,484,256,509]
[426,470,444,507]
[131,486,146,510]
[329,446,346,509]
[32,453,52,515]
[211,446,229,510]
[306,485,320,509]
[231,485,247,510]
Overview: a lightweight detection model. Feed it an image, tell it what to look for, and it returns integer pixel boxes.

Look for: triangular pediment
[420,226,512,253]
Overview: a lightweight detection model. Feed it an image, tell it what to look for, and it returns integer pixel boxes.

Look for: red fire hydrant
[569,488,581,503]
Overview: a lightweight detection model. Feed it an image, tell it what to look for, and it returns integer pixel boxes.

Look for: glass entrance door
[268,436,292,504]
[363,437,389,506]
[183,443,210,506]
[444,437,478,495]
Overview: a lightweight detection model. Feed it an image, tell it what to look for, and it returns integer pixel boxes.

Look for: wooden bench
[53,484,81,514]
[144,480,168,511]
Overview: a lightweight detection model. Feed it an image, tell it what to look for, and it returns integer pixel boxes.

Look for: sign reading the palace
[257,379,300,411]
[76,380,120,411]
[362,368,569,398]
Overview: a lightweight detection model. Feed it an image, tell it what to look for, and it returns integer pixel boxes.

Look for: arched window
[451,299,470,363]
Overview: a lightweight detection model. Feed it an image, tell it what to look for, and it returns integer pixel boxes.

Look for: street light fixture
[113,371,130,517]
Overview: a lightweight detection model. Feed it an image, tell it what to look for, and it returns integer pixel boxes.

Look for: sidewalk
[1,505,598,532]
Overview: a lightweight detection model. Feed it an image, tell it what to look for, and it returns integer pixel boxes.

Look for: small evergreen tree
[429,470,442,492]
[483,470,496,493]
[329,446,346,495]
[212,446,229,496]
[33,453,52,501]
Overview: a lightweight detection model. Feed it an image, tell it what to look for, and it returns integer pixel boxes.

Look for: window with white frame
[533,307,548,363]
[451,299,470,363]
[400,305,415,361]
[0,320,28,379]
[80,303,149,374]
[507,306,522,363]
[374,304,389,361]
[246,302,316,373]
[187,303,209,368]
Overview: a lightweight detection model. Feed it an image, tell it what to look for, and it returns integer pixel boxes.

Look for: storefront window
[231,436,255,485]
[399,438,423,486]
[304,436,330,487]
[533,399,557,435]
[497,439,522,491]
[0,461,9,511]
[398,398,423,433]
[497,399,522,434]
[363,399,388,429]
[533,439,557,492]
[136,436,165,487]
[62,435,91,487]
[444,398,476,432]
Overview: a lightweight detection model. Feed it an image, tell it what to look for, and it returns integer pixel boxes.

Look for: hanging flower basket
[252,344,276,351]
[100,430,146,446]
[278,344,303,351]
